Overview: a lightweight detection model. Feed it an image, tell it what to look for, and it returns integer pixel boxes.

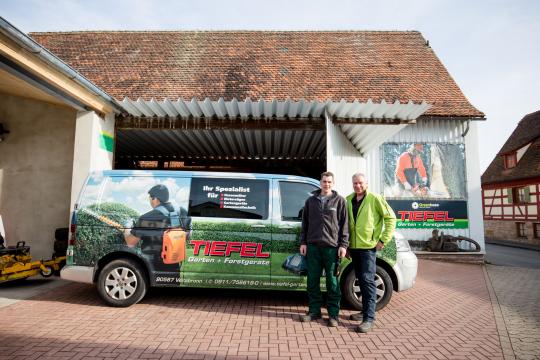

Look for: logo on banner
[388,200,468,229]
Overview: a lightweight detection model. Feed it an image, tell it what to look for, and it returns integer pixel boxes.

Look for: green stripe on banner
[99,131,114,152]
[396,219,469,229]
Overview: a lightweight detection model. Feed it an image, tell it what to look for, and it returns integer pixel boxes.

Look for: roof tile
[30,30,483,117]
[482,110,540,184]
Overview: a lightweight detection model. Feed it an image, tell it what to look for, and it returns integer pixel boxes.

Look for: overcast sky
[2,0,539,172]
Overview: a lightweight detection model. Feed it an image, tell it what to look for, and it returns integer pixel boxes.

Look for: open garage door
[113,97,431,178]
[114,124,326,179]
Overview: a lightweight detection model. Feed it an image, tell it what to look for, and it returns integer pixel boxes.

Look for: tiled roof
[482,110,540,184]
[30,30,483,118]
[497,110,540,154]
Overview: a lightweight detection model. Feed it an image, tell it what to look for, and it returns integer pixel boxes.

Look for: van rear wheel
[97,259,147,307]
[342,265,393,311]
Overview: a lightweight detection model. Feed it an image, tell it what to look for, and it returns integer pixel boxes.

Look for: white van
[62,170,417,307]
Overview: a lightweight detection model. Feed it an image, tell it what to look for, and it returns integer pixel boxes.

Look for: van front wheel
[97,259,147,307]
[342,265,393,311]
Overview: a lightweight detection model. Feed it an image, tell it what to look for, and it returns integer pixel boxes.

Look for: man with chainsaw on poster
[124,184,190,272]
[395,143,430,196]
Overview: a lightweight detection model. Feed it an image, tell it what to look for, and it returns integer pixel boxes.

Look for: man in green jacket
[346,172,396,333]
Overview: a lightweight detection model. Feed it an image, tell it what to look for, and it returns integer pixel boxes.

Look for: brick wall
[484,220,540,245]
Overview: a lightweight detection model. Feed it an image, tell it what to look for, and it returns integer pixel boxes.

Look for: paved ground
[0,260,537,360]
[0,276,67,308]
[485,265,540,360]
[485,243,540,269]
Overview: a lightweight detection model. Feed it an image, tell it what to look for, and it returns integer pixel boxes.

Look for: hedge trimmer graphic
[80,207,125,230]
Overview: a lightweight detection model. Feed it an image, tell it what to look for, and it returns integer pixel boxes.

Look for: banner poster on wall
[381,142,467,200]
[388,200,469,229]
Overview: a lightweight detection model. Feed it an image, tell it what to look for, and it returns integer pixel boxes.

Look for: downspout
[461,119,471,137]
[0,16,124,113]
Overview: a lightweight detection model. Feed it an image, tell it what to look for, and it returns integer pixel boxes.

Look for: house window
[511,186,530,204]
[516,222,526,238]
[534,223,540,239]
[504,153,517,169]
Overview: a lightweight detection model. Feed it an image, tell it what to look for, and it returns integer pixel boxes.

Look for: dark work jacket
[130,202,177,272]
[133,204,173,253]
[300,190,349,248]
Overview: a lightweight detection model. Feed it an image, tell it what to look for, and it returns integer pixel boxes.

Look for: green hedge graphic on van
[76,203,139,265]
[75,204,396,284]
[378,238,396,267]
[181,221,300,288]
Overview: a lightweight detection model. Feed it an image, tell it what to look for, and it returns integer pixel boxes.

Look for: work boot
[300,312,322,322]
[349,312,363,321]
[327,316,339,327]
[355,321,374,333]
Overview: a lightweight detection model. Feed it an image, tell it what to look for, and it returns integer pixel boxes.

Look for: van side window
[188,178,269,219]
[78,175,107,210]
[279,181,318,221]
[83,176,191,230]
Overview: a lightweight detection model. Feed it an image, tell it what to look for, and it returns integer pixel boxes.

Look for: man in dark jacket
[299,172,349,327]
[124,184,181,272]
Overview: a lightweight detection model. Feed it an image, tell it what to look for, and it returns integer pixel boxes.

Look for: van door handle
[251,224,266,228]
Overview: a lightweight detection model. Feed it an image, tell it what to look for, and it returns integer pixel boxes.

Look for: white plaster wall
[325,116,364,197]
[464,121,485,248]
[325,118,485,251]
[516,143,531,162]
[379,119,485,249]
[70,111,114,212]
[0,94,76,258]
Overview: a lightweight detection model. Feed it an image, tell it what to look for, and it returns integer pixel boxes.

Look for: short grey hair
[352,172,367,182]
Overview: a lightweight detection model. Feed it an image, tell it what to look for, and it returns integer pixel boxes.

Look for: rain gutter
[0,16,124,113]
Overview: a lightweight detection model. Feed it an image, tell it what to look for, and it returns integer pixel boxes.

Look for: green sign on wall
[99,131,114,152]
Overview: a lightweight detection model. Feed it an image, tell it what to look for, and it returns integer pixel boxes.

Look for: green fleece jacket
[346,191,397,249]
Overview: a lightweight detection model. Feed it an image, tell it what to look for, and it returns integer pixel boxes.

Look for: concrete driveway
[0,260,537,360]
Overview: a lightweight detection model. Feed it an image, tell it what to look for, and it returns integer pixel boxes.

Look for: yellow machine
[0,241,66,283]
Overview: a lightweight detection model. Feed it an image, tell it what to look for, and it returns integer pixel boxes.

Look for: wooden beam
[0,36,115,114]
[115,115,326,130]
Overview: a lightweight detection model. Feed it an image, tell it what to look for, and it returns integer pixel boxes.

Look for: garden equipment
[0,241,66,283]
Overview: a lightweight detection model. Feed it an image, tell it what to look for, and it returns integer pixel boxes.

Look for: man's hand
[403,182,412,190]
[300,244,307,256]
[375,241,385,251]
[338,246,347,258]
[124,230,140,248]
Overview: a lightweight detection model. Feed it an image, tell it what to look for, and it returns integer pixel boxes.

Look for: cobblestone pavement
[0,276,67,308]
[0,260,504,359]
[486,265,540,360]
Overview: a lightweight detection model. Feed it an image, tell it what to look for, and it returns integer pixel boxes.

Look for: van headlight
[394,232,411,252]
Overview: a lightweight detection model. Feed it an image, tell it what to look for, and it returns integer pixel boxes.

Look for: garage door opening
[114,127,326,179]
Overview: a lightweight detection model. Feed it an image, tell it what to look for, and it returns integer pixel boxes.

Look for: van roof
[92,170,319,183]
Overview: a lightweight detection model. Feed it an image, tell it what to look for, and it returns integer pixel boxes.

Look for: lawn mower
[0,237,65,283]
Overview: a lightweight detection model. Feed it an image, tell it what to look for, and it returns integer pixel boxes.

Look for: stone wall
[484,219,540,246]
